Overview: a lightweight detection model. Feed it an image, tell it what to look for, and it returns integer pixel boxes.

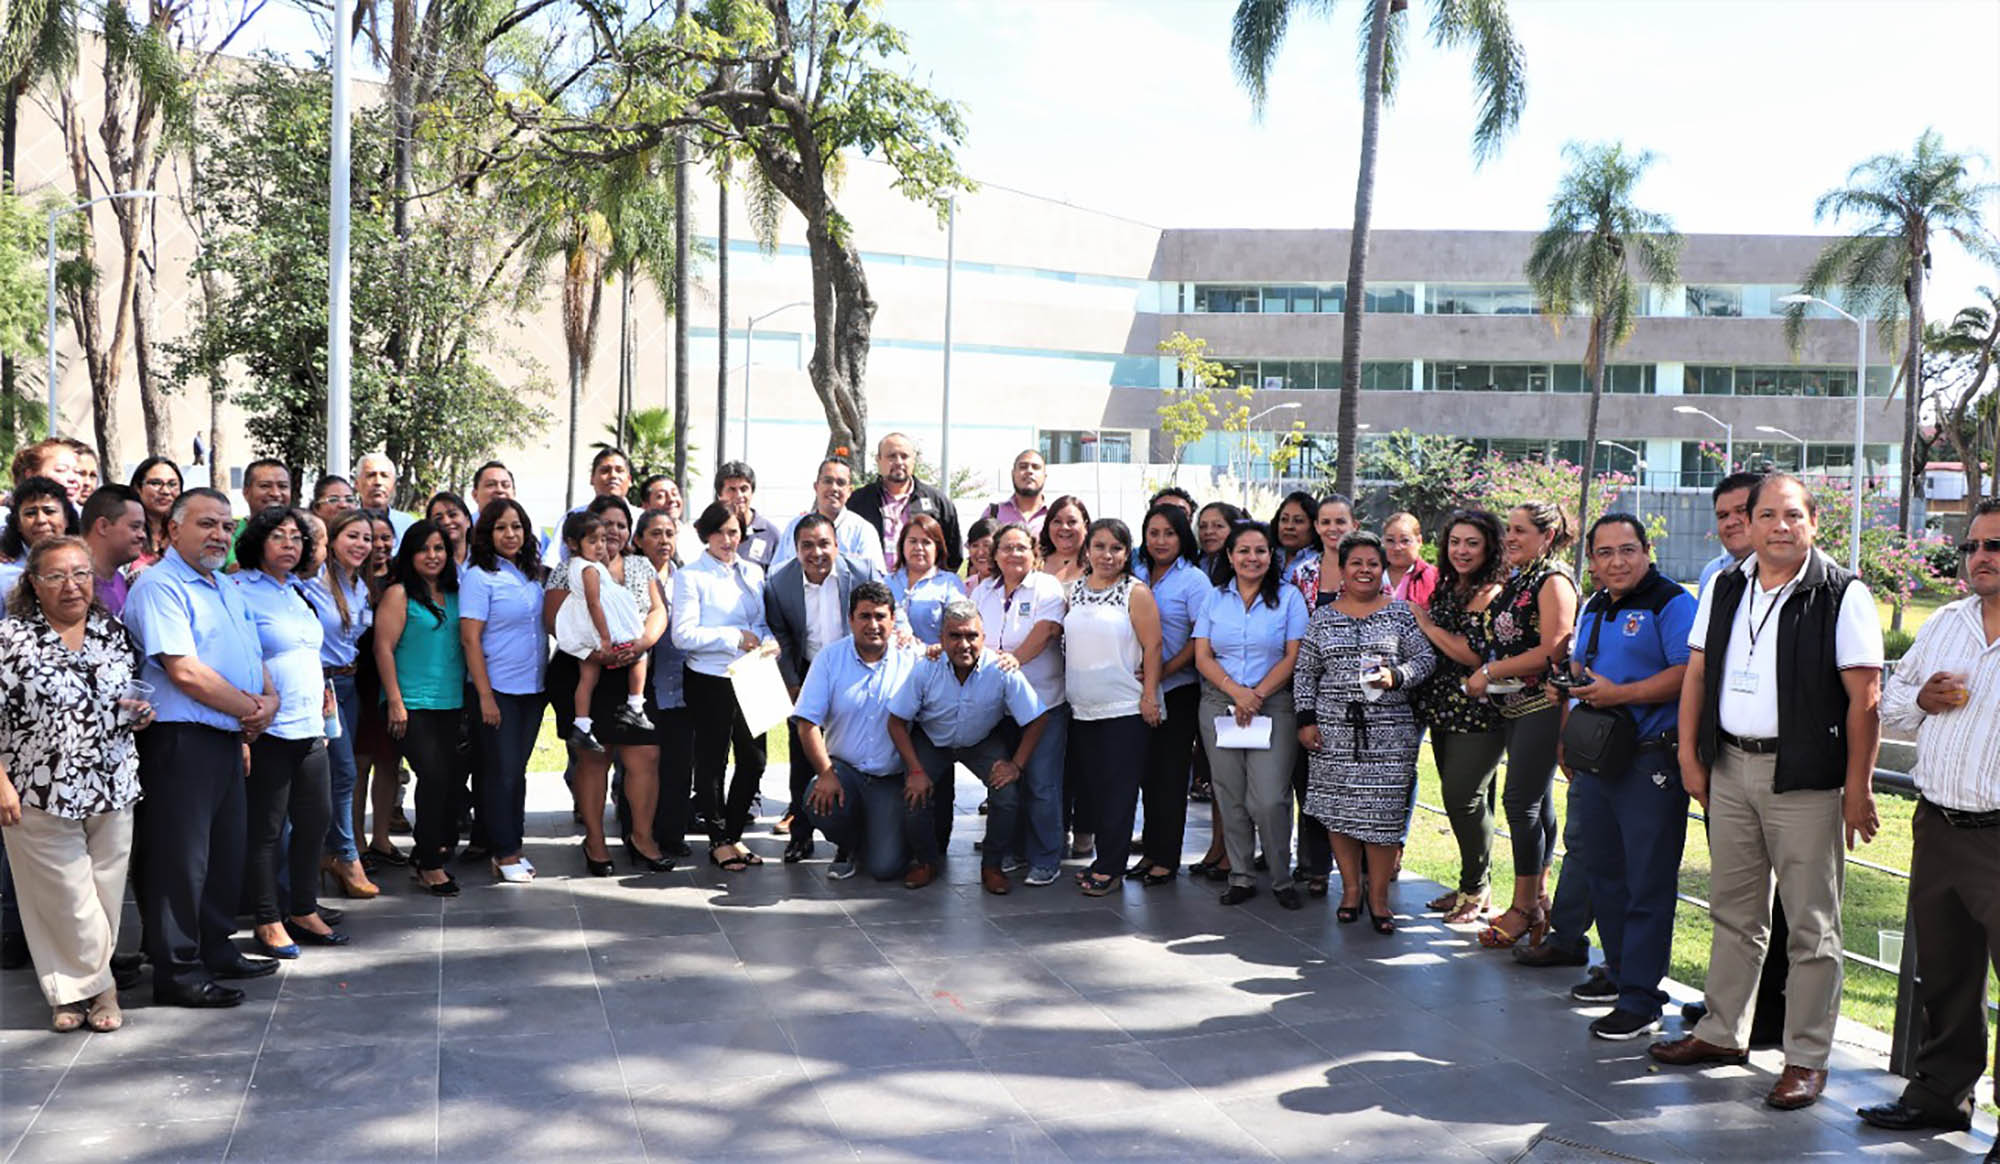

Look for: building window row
[1208,359,1415,392]
[1040,429,1134,465]
[1683,363,1894,399]
[1187,284,1417,315]
[1423,362,1656,394]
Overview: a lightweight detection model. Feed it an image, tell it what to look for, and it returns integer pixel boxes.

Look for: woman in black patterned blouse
[0,538,153,1033]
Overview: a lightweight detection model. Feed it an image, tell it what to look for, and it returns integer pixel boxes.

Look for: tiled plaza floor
[1,776,1994,1163]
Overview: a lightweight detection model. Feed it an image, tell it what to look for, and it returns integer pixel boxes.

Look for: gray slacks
[1197,683,1297,891]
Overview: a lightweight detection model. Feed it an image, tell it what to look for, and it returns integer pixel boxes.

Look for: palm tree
[1786,129,1999,535]
[1928,287,2000,500]
[1230,0,1525,497]
[532,199,611,511]
[1525,142,1681,575]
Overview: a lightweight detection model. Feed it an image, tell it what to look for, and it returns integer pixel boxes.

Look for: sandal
[1369,903,1397,935]
[1305,876,1329,899]
[51,1002,87,1033]
[1425,889,1460,912]
[1444,892,1490,925]
[736,846,764,867]
[710,845,749,873]
[1477,905,1542,949]
[1079,872,1121,897]
[1336,900,1363,925]
[86,991,123,1032]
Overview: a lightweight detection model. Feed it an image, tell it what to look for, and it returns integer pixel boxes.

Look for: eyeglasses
[141,478,179,490]
[33,569,95,587]
[320,494,356,507]
[1959,538,2000,556]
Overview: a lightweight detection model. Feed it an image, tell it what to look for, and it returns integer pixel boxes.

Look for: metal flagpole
[326,0,353,478]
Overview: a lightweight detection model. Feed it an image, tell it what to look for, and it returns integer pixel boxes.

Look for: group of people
[0,432,1994,1161]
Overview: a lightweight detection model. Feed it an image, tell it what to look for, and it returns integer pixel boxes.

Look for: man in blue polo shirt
[1560,513,1698,1041]
[888,600,1047,895]
[798,580,921,885]
[123,488,277,1007]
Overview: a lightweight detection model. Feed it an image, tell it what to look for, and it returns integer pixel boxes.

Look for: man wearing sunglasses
[1862,498,2000,1157]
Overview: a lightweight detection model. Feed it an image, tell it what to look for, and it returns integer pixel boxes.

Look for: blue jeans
[1571,748,1687,1017]
[910,727,1015,870]
[814,760,926,881]
[323,674,361,862]
[478,692,546,860]
[1012,704,1070,871]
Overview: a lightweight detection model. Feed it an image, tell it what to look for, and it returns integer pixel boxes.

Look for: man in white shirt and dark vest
[1861,497,2000,1158]
[1651,473,1884,1112]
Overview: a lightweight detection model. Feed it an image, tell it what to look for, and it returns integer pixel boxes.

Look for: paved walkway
[1,778,1994,1163]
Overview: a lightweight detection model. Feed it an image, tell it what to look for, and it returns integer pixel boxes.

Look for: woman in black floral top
[1463,502,1577,949]
[0,538,152,1034]
[1411,510,1509,923]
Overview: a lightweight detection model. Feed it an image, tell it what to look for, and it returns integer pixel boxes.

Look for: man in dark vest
[1650,473,1883,1111]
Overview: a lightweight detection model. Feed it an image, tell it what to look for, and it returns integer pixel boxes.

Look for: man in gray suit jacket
[763,513,880,862]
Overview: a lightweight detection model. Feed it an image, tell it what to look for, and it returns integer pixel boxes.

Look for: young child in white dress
[555,513,650,751]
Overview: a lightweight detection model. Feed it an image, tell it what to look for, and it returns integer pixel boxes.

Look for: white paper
[1212,715,1273,750]
[727,651,795,737]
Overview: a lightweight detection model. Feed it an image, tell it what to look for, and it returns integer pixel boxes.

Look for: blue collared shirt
[888,568,967,646]
[232,570,326,740]
[1697,550,1740,594]
[792,637,917,777]
[124,547,266,730]
[1571,572,1698,740]
[889,648,1044,749]
[670,552,771,677]
[1193,582,1308,688]
[1137,557,1208,694]
[301,568,372,669]
[772,508,888,574]
[460,560,547,696]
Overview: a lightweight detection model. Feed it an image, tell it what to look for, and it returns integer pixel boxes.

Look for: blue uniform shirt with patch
[1570,568,1697,740]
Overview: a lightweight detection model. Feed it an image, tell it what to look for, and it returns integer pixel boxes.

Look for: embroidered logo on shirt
[1622,613,1643,637]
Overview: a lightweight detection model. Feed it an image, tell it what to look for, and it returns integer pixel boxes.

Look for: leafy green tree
[1925,288,2000,501]
[602,406,692,502]
[1787,129,1999,534]
[0,183,59,463]
[1358,428,1476,532]
[1525,141,1680,574]
[1230,0,1525,497]
[175,59,550,500]
[1156,331,1250,471]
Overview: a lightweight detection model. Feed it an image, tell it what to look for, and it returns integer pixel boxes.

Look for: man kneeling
[889,600,1048,894]
[798,581,924,884]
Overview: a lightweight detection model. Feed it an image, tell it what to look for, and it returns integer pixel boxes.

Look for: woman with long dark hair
[1038,495,1090,587]
[633,508,693,858]
[127,457,181,573]
[1268,490,1318,577]
[0,477,80,594]
[304,507,378,899]
[353,509,405,864]
[373,519,465,894]
[427,492,474,573]
[460,499,548,882]
[1131,503,1206,885]
[1411,510,1509,922]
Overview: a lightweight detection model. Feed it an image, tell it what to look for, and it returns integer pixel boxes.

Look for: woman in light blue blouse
[1131,503,1207,884]
[670,502,774,872]
[460,499,548,884]
[304,508,377,900]
[234,507,347,956]
[887,513,965,647]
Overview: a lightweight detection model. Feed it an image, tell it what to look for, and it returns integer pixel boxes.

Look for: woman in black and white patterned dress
[0,537,152,1032]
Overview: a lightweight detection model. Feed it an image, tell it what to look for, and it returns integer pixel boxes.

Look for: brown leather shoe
[1648,1034,1749,1067]
[1765,1065,1828,1110]
[980,867,1011,895]
[902,863,937,890]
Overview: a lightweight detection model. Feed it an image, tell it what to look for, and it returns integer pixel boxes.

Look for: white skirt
[554,587,644,659]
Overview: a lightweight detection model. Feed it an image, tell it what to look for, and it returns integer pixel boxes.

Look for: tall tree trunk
[1899,266,1923,538]
[132,239,170,458]
[58,90,118,462]
[388,0,416,375]
[1,82,19,443]
[1574,312,1608,578]
[670,0,690,493]
[565,350,582,511]
[805,211,874,472]
[616,265,632,447]
[1334,0,1394,500]
[715,155,730,465]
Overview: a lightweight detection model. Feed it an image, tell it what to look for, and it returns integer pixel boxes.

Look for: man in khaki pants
[1650,474,1883,1111]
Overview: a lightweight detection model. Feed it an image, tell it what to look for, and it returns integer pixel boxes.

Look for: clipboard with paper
[727,649,795,737]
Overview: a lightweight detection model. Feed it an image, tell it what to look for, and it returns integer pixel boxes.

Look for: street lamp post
[741,301,810,462]
[1778,293,1869,571]
[1674,404,1733,479]
[46,190,161,441]
[1239,402,1301,508]
[1755,424,1809,475]
[1599,439,1647,522]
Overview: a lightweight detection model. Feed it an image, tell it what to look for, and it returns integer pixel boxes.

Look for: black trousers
[139,723,247,990]
[1900,801,2000,1115]
[683,668,766,846]
[1290,747,1332,878]
[245,735,330,924]
[1138,684,1201,869]
[786,718,815,837]
[613,704,695,849]
[402,709,463,871]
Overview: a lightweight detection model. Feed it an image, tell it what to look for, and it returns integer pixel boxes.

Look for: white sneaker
[493,860,533,884]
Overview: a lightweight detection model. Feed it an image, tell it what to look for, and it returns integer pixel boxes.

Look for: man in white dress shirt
[1859,499,2000,1155]
[773,458,887,574]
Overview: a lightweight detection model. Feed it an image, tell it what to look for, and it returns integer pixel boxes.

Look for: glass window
[1866,367,1893,398]
[1318,285,1345,314]
[1367,284,1416,314]
[1702,365,1733,395]
[1688,285,1743,317]
[1553,364,1586,394]
[1491,365,1531,393]
[1261,287,1290,314]
[1492,286,1537,315]
[1826,368,1853,397]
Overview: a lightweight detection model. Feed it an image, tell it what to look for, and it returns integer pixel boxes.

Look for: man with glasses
[1861,499,2000,1156]
[773,458,886,574]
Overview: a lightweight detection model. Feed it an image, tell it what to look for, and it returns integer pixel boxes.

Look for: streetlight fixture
[46,190,160,440]
[1778,292,1870,569]
[1674,404,1734,478]
[1240,402,1302,507]
[741,301,810,462]
[1599,440,1648,522]
[1755,424,1809,474]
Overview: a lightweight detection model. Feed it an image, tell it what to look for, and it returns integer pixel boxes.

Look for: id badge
[1727,669,1759,695]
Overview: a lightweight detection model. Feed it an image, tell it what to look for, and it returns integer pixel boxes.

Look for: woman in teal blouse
[372,519,464,894]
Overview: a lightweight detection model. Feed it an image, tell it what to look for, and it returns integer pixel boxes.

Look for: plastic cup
[1879,930,1904,966]
[116,679,154,728]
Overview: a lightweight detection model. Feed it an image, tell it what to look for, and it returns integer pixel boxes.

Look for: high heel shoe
[320,856,380,900]
[255,939,301,960]
[1477,904,1542,949]
[584,846,615,877]
[291,926,349,947]
[1368,903,1397,935]
[411,869,461,897]
[627,845,677,873]
[1336,901,1362,924]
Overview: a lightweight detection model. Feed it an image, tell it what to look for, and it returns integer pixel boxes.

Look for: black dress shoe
[0,931,27,970]
[314,906,344,926]
[1855,1100,1971,1133]
[156,980,245,1008]
[293,928,350,947]
[1680,1000,1707,1025]
[1219,885,1257,906]
[783,835,815,864]
[1274,886,1303,911]
[211,954,279,980]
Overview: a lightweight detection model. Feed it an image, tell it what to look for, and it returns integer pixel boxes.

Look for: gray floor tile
[242,1041,437,1113]
[0,1066,66,1144]
[274,948,441,1000]
[595,967,772,1028]
[0,1029,85,1070]
[982,1043,1197,1120]
[264,990,437,1052]
[858,917,1023,962]
[845,1122,1064,1163]
[572,899,726,940]
[1286,1008,1510,1080]
[934,991,1136,1060]
[810,1061,1030,1140]
[63,1000,273,1065]
[1089,979,1285,1041]
[745,961,933,1018]
[439,945,594,995]
[1031,935,1218,996]
[436,982,606,1038]
[1041,1095,1277,1160]
[1149,1023,1344,1095]
[894,954,1082,1009]
[225,1099,437,1161]
[725,922,893,969]
[437,1028,624,1101]
[628,1070,838,1157]
[33,1052,254,1132]
[584,931,742,981]
[781,1008,976,1075]
[434,1089,644,1163]
[1371,1060,1621,1147]
[613,1014,800,1091]
[7,1117,236,1163]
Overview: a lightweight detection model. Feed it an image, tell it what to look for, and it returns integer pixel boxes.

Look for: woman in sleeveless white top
[1062,520,1162,894]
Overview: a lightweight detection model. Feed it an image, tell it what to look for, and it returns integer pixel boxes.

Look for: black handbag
[1560,602,1637,776]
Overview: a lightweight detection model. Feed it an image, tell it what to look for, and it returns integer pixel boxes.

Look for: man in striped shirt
[1861,498,2000,1155]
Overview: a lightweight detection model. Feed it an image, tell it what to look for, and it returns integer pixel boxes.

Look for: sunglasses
[1958,538,2000,556]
